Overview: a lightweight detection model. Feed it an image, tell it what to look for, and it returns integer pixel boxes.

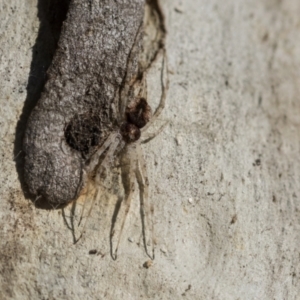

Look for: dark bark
[23,0,145,207]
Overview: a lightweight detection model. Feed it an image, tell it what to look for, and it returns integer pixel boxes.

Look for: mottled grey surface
[23,0,145,206]
[1,0,300,299]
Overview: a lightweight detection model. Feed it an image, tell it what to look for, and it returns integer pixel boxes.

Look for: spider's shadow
[109,195,124,260]
[14,0,71,210]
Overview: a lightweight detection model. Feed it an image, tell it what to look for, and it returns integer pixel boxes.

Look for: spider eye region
[126,97,152,129]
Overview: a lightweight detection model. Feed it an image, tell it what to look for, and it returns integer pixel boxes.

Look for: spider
[66,49,168,260]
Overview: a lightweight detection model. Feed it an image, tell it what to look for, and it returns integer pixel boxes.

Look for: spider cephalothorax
[120,97,152,143]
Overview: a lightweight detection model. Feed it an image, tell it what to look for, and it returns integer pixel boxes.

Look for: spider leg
[111,147,136,260]
[135,143,155,259]
[76,132,123,243]
[118,22,144,121]
[138,72,148,99]
[78,178,94,227]
[141,121,169,144]
[86,132,121,173]
[75,183,98,243]
[61,198,78,244]
[141,49,169,133]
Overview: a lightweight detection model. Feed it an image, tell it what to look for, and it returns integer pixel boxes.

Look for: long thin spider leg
[142,49,169,133]
[135,143,155,259]
[76,134,122,243]
[144,74,148,99]
[111,149,136,260]
[141,121,169,144]
[78,179,94,226]
[99,136,125,174]
[138,72,148,98]
[118,21,144,121]
[75,182,101,243]
[61,200,78,244]
[75,187,98,243]
[86,132,120,173]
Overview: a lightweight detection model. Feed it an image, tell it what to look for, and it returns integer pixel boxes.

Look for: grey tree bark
[23,0,146,206]
[1,0,300,299]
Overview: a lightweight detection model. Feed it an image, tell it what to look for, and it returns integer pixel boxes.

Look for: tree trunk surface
[1,0,300,299]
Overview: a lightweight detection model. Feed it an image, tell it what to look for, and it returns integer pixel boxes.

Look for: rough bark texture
[23,0,145,206]
[1,0,300,299]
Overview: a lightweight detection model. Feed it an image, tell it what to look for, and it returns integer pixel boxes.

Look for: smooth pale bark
[1,0,300,299]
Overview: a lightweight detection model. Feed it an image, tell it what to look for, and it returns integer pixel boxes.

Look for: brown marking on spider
[126,97,152,129]
[119,97,152,143]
